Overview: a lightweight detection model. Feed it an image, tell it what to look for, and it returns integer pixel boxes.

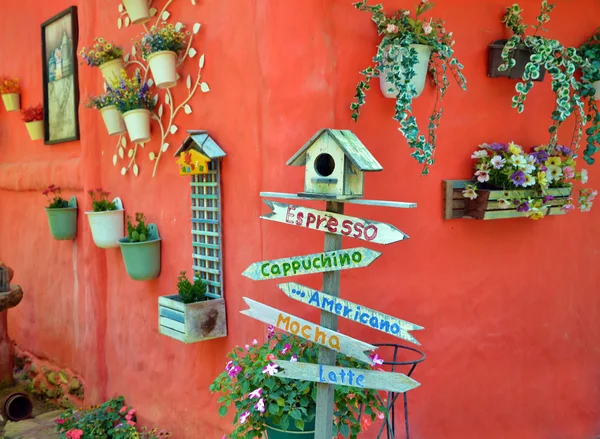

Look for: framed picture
[41,6,80,145]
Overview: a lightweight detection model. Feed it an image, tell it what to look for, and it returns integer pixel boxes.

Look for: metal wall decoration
[41,6,80,145]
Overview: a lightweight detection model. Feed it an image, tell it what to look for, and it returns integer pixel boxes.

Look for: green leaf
[340,422,351,437]
[218,406,228,417]
[294,419,305,430]
[280,415,290,431]
[268,403,280,415]
[276,398,285,406]
[290,410,302,420]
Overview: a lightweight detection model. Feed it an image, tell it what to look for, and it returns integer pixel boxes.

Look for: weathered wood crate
[158,296,227,343]
[443,180,572,220]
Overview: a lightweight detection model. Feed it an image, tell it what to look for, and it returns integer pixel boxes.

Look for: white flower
[475,170,490,183]
[510,154,527,169]
[262,363,279,376]
[580,202,592,212]
[523,174,535,187]
[403,10,410,16]
[462,187,478,200]
[527,154,537,165]
[479,143,490,149]
[524,163,536,175]
[422,20,433,34]
[490,155,505,169]
[546,165,563,182]
[386,24,399,33]
[581,168,589,184]
[471,150,488,159]
[498,199,511,209]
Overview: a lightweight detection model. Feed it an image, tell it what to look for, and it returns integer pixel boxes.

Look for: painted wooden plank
[260,192,416,209]
[274,361,420,394]
[193,265,220,275]
[160,316,186,333]
[240,297,376,364]
[191,206,220,212]
[205,280,222,288]
[278,282,423,345]
[261,201,409,245]
[192,254,220,263]
[159,306,185,323]
[159,295,185,312]
[482,208,550,220]
[159,325,186,342]
[190,182,219,187]
[192,242,221,250]
[451,198,568,210]
[191,218,220,225]
[192,230,221,237]
[242,247,381,281]
[191,194,219,200]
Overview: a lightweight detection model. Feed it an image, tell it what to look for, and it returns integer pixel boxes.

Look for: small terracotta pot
[147,51,178,89]
[25,120,44,140]
[1,93,20,112]
[2,393,33,422]
[99,58,125,84]
[123,109,151,144]
[100,105,126,136]
[123,0,150,24]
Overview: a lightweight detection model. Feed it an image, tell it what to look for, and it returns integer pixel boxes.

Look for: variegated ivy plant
[499,1,600,165]
[351,0,466,175]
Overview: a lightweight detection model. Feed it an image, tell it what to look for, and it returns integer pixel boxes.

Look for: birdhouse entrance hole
[314,153,335,177]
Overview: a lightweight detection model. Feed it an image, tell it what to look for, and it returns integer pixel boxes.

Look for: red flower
[266,354,277,361]
[21,104,43,122]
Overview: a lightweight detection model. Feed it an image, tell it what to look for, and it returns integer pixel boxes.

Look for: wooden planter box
[488,39,546,81]
[158,295,227,343]
[443,180,572,220]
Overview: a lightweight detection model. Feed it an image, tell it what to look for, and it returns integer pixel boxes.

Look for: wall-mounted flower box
[158,295,227,343]
[488,40,546,81]
[443,180,572,220]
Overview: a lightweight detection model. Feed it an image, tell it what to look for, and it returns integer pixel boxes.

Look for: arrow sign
[242,248,381,281]
[240,297,376,364]
[274,360,420,394]
[278,282,423,345]
[261,201,409,245]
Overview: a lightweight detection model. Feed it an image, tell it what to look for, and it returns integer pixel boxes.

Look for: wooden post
[315,201,344,439]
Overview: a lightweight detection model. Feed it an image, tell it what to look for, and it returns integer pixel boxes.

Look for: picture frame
[41,6,80,145]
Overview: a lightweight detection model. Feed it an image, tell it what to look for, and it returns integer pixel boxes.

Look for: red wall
[1,1,599,438]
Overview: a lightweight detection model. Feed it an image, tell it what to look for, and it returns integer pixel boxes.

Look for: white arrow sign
[240,297,375,364]
[261,201,409,245]
[278,282,423,345]
[274,360,420,394]
[242,248,381,281]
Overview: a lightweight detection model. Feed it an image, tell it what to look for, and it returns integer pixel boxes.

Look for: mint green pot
[118,223,161,281]
[44,197,77,240]
[265,414,316,439]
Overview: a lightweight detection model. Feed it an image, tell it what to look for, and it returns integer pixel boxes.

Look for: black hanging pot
[488,39,546,81]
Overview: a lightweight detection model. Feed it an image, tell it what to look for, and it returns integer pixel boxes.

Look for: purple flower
[267,325,275,339]
[254,398,265,413]
[262,363,279,376]
[228,365,242,378]
[532,150,548,164]
[544,195,554,203]
[370,353,384,366]
[557,145,572,156]
[248,388,263,399]
[488,142,508,152]
[225,361,233,372]
[280,343,291,355]
[239,411,251,424]
[510,170,526,187]
[290,355,298,362]
[516,201,530,212]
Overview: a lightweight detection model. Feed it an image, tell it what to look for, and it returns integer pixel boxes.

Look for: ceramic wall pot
[99,58,125,84]
[100,105,126,136]
[45,197,78,240]
[1,93,20,112]
[122,0,150,24]
[25,120,44,140]
[123,109,151,144]
[147,51,178,89]
[118,224,161,280]
[85,198,124,249]
[380,43,432,98]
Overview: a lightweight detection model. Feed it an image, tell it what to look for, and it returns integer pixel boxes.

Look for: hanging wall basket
[118,223,161,280]
[100,105,126,136]
[99,58,125,84]
[45,196,78,240]
[488,39,546,81]
[1,93,20,112]
[147,51,178,89]
[25,121,44,141]
[122,0,150,25]
[380,43,432,98]
[85,197,124,248]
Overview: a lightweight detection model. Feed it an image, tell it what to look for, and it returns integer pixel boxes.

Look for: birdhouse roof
[287,129,383,172]
[173,130,226,159]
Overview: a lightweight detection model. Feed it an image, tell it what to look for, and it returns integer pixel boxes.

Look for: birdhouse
[174,130,226,176]
[286,129,383,199]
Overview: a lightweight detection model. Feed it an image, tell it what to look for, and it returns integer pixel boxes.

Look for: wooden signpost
[240,129,424,439]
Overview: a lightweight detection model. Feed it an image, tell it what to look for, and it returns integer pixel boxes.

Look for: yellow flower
[529,210,545,220]
[537,171,548,188]
[97,37,106,44]
[105,44,112,50]
[508,142,522,155]
[546,157,561,167]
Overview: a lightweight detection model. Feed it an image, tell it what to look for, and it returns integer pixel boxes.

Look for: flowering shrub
[85,93,117,110]
[88,188,117,212]
[351,0,466,175]
[79,38,124,67]
[210,329,386,439]
[107,70,155,114]
[136,22,188,59]
[43,185,69,209]
[55,396,169,439]
[463,142,596,219]
[0,76,19,94]
[21,104,43,122]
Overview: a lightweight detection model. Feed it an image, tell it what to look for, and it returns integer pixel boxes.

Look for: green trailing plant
[55,395,170,439]
[499,1,600,164]
[177,270,207,304]
[43,185,69,209]
[126,212,149,242]
[88,188,117,212]
[351,0,466,175]
[579,29,600,164]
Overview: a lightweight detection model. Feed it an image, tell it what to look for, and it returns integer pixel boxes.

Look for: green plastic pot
[265,414,316,439]
[45,196,78,240]
[118,223,161,281]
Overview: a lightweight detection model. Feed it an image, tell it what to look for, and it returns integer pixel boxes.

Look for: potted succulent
[79,38,125,83]
[118,213,161,280]
[579,30,600,100]
[210,329,386,439]
[158,271,227,343]
[85,93,126,136]
[0,76,20,112]
[497,1,600,166]
[85,188,124,249]
[21,104,44,141]
[108,70,155,144]
[461,142,595,220]
[43,185,77,240]
[122,0,151,25]
[351,0,466,175]
[136,22,188,89]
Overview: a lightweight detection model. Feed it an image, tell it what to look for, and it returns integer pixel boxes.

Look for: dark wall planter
[488,39,546,81]
[265,414,316,439]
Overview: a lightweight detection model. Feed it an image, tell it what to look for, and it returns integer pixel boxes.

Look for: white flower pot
[380,43,432,99]
[85,198,124,249]
[1,93,20,112]
[147,51,178,89]
[593,80,600,100]
[100,105,126,136]
[25,120,44,140]
[99,58,124,84]
[122,0,150,24]
[123,109,151,144]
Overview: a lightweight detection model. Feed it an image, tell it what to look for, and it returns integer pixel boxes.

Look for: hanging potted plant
[21,104,44,141]
[497,1,600,166]
[85,93,126,136]
[579,29,600,100]
[122,0,151,25]
[108,70,155,144]
[118,213,161,280]
[85,188,124,249]
[43,185,77,240]
[136,22,188,89]
[351,0,467,175]
[79,38,125,84]
[0,76,20,112]
[210,330,386,439]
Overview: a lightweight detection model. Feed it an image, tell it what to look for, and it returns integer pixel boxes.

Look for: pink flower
[252,338,258,345]
[262,363,279,376]
[66,430,84,439]
[475,170,490,183]
[239,411,251,424]
[248,387,263,399]
[119,406,127,414]
[55,418,64,424]
[290,355,298,362]
[225,361,233,372]
[377,411,385,420]
[361,417,372,432]
[255,398,265,413]
[228,365,242,378]
[266,354,277,361]
[245,344,250,351]
[128,409,136,416]
[280,343,291,355]
[370,353,384,366]
[127,420,136,426]
[386,24,398,33]
[347,393,355,400]
[563,166,575,179]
